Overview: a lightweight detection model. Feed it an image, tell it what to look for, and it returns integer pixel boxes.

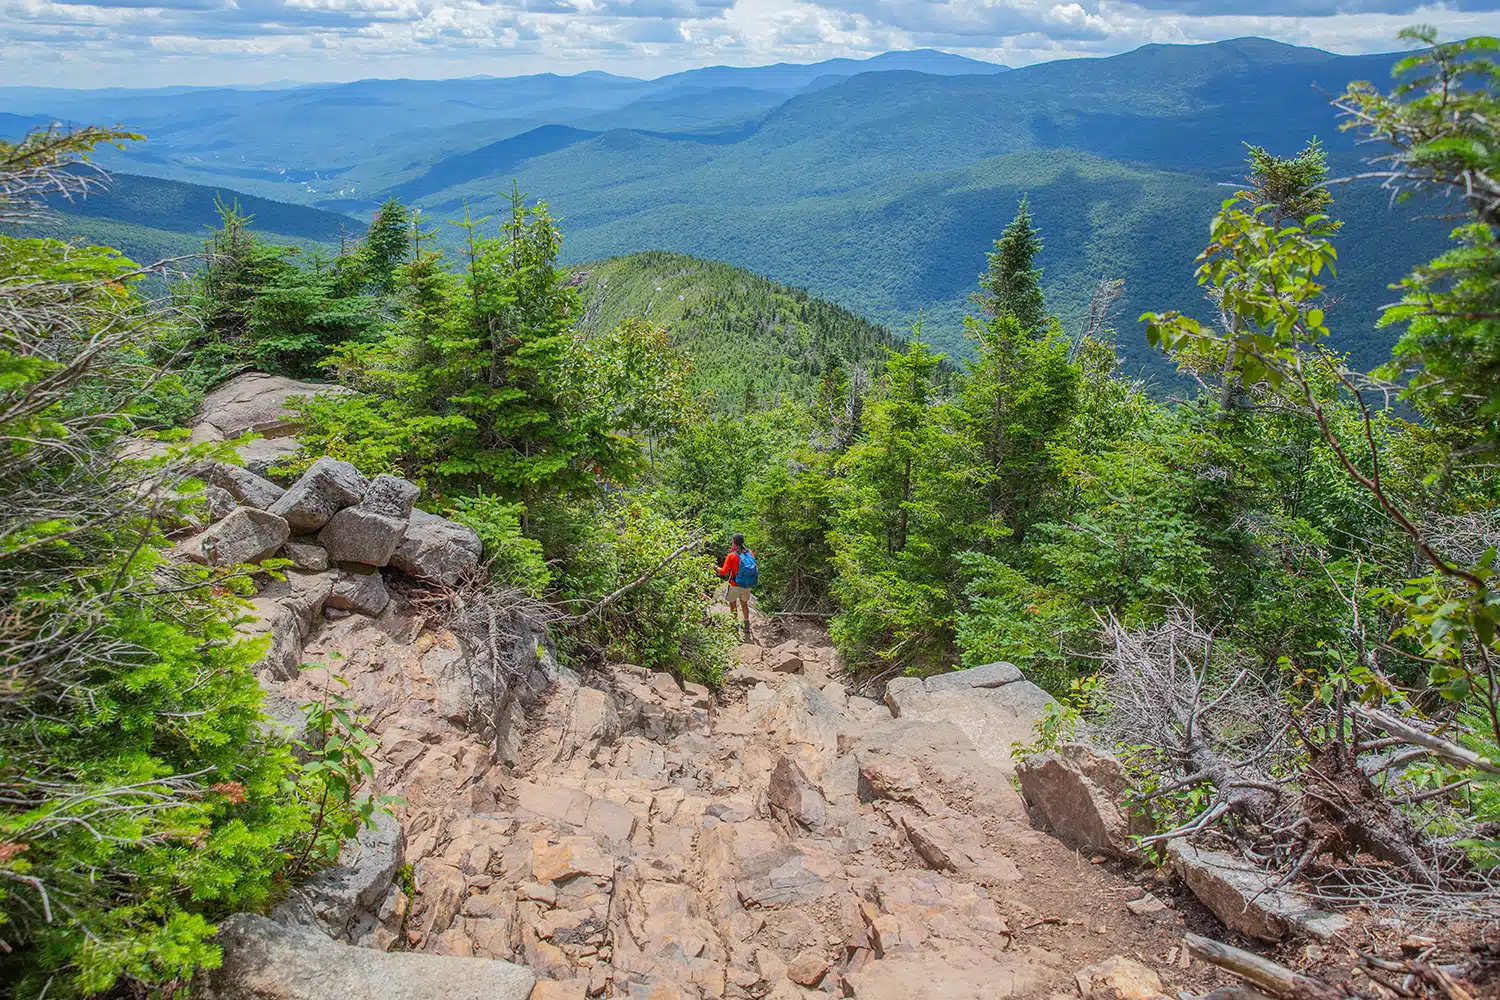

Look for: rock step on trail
[259,608,1214,1000]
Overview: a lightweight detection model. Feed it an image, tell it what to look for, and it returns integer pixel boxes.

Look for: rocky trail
[239,597,1230,1000]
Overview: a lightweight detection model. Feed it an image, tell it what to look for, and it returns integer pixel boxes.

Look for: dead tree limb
[567,531,706,625]
[1185,934,1347,1000]
[1351,705,1500,775]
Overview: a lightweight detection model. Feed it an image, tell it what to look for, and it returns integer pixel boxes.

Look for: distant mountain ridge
[0,37,1450,376]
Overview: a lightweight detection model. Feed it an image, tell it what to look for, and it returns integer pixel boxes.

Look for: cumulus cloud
[1125,0,1500,13]
[1,0,1499,87]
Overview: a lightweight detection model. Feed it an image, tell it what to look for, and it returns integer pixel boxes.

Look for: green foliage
[956,555,1090,694]
[1034,420,1219,613]
[957,311,1079,549]
[829,337,973,669]
[449,494,552,597]
[0,127,311,997]
[1137,31,1500,866]
[1339,31,1500,457]
[360,198,413,294]
[567,497,736,686]
[247,255,379,378]
[978,196,1046,332]
[1241,138,1339,229]
[298,191,659,505]
[287,681,396,880]
[747,448,839,612]
[573,252,898,416]
[178,203,379,382]
[567,316,696,446]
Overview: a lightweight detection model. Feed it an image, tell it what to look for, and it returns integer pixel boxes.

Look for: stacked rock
[184,457,484,678]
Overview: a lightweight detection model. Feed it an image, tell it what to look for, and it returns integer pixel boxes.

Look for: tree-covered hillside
[406,40,1450,366]
[572,252,901,413]
[4,40,1454,371]
[8,169,351,267]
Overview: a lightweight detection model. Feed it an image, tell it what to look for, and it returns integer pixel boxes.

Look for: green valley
[2,39,1455,371]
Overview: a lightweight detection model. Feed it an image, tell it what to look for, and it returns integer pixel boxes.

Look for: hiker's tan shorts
[726,585,752,604]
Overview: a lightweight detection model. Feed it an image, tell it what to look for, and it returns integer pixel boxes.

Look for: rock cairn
[183,456,483,681]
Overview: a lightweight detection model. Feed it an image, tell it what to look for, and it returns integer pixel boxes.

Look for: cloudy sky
[3,0,1498,88]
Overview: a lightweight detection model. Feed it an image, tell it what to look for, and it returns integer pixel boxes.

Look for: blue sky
[3,0,1499,87]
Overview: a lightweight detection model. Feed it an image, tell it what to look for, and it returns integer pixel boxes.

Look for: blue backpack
[734,550,759,589]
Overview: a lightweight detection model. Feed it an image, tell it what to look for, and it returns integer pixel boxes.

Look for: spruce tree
[185,201,298,375]
[958,312,1080,549]
[361,197,412,294]
[829,335,971,668]
[978,196,1046,332]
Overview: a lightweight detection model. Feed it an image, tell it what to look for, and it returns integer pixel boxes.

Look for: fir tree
[957,311,1080,549]
[829,335,971,668]
[361,197,412,294]
[1240,138,1338,230]
[978,196,1046,332]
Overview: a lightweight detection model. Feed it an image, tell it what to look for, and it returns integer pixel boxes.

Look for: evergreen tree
[829,336,971,668]
[249,255,377,378]
[978,196,1045,332]
[298,190,653,506]
[957,311,1080,549]
[1240,138,1338,230]
[360,197,412,294]
[426,191,622,499]
[184,201,299,377]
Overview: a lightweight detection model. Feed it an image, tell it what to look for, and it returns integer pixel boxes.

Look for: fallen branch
[1185,934,1347,1000]
[567,532,707,625]
[1351,706,1500,775]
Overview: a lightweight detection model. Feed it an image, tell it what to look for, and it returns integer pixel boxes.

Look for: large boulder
[391,510,482,586]
[192,373,346,442]
[202,485,238,522]
[202,913,535,1000]
[883,662,1056,775]
[273,811,405,942]
[282,541,330,572]
[1015,743,1140,859]
[327,566,391,616]
[362,474,420,520]
[319,506,407,567]
[1167,841,1349,942]
[184,508,290,567]
[318,475,417,568]
[269,458,369,533]
[199,462,286,510]
[424,644,474,725]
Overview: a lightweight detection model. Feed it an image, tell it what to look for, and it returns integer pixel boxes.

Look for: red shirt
[720,549,749,582]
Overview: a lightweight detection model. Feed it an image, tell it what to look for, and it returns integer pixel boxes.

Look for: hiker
[717,533,758,638]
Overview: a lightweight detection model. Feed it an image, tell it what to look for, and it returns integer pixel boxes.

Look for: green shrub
[568,497,735,686]
[0,128,312,998]
[449,494,552,597]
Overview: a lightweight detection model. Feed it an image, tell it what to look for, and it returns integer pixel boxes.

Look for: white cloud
[1,0,1498,86]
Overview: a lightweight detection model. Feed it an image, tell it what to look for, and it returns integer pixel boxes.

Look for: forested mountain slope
[572,252,901,413]
[1,38,1453,369]
[14,169,351,264]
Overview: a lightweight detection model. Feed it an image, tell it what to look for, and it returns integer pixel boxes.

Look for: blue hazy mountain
[1,39,1444,371]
